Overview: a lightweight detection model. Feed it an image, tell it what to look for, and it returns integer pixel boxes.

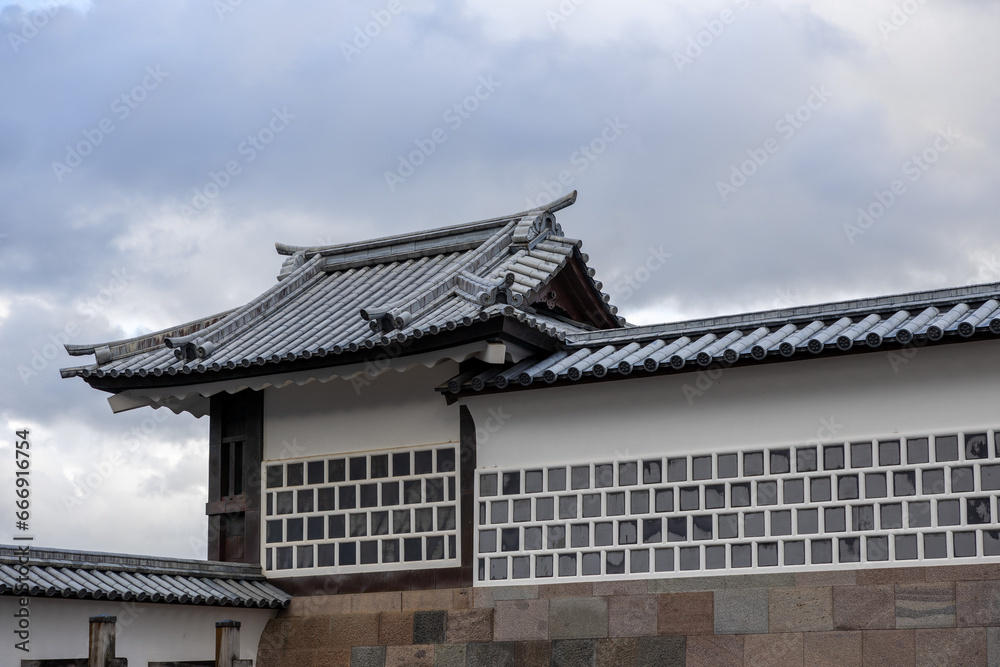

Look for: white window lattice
[476,431,1000,584]
[262,445,460,576]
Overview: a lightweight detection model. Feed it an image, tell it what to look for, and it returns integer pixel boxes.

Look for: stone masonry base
[256,563,1000,666]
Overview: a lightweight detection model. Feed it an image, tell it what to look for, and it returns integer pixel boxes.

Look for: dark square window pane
[619,520,638,545]
[758,542,778,567]
[571,523,590,548]
[572,466,591,489]
[851,443,872,468]
[525,526,542,550]
[349,457,367,481]
[922,469,945,495]
[414,450,433,475]
[560,496,578,519]
[381,482,399,506]
[705,545,726,569]
[838,475,859,501]
[655,488,674,513]
[480,530,497,552]
[370,455,389,479]
[266,493,273,516]
[382,539,399,563]
[513,499,531,522]
[719,514,739,539]
[797,447,818,472]
[983,465,1000,491]
[286,518,303,541]
[339,486,356,510]
[881,503,903,529]
[680,487,700,511]
[743,451,764,476]
[938,499,961,525]
[954,531,977,558]
[582,552,602,576]
[276,491,293,515]
[480,473,498,497]
[879,441,901,466]
[692,515,713,541]
[893,471,916,496]
[655,548,674,572]
[908,501,931,528]
[297,489,314,513]
[286,463,304,486]
[559,553,576,577]
[680,547,700,571]
[404,480,422,504]
[276,547,292,570]
[924,533,947,559]
[512,555,530,578]
[966,433,989,460]
[907,438,929,464]
[392,453,410,477]
[784,479,805,504]
[595,464,614,487]
[489,557,506,580]
[936,435,959,462]
[266,520,282,544]
[797,508,818,534]
[643,518,663,543]
[536,497,555,521]
[404,538,422,562]
[503,472,521,495]
[393,509,411,534]
[986,531,1000,556]
[438,506,456,531]
[501,527,520,552]
[824,445,844,470]
[825,507,846,532]
[810,477,831,502]
[583,494,602,517]
[413,508,433,533]
[525,470,544,493]
[731,483,751,507]
[643,460,662,484]
[448,477,456,502]
[318,487,336,511]
[266,465,283,489]
[811,539,832,564]
[839,537,861,563]
[548,468,567,491]
[744,512,765,537]
[329,514,346,538]
[952,467,974,493]
[426,478,445,503]
[631,490,650,514]
[536,554,554,577]
[705,485,726,509]
[607,492,626,516]
[370,511,389,536]
[619,462,638,486]
[852,505,875,531]
[360,540,379,564]
[667,458,687,482]
[329,458,346,483]
[308,516,325,540]
[757,481,778,506]
[718,454,738,478]
[732,543,752,568]
[437,448,456,473]
[318,543,336,567]
[770,449,790,475]
[360,484,378,508]
[631,549,650,573]
[784,541,805,565]
[692,456,712,480]
[896,534,918,560]
[350,513,367,537]
[770,510,792,536]
[865,473,887,498]
[667,517,688,542]
[968,497,992,524]
[547,525,566,549]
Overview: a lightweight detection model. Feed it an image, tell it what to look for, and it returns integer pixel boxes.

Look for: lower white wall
[0,596,275,667]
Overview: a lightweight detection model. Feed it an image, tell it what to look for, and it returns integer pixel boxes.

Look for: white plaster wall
[463,340,1000,469]
[0,596,275,667]
[263,362,460,461]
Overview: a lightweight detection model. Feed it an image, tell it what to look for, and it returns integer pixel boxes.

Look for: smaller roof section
[61,192,621,395]
[0,545,290,609]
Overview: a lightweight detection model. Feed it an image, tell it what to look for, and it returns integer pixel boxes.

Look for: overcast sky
[1,0,998,559]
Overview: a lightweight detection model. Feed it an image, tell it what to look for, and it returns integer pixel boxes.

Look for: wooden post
[216,620,252,667]
[88,615,116,667]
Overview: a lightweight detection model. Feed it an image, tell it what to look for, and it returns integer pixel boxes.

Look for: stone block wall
[256,564,1000,666]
